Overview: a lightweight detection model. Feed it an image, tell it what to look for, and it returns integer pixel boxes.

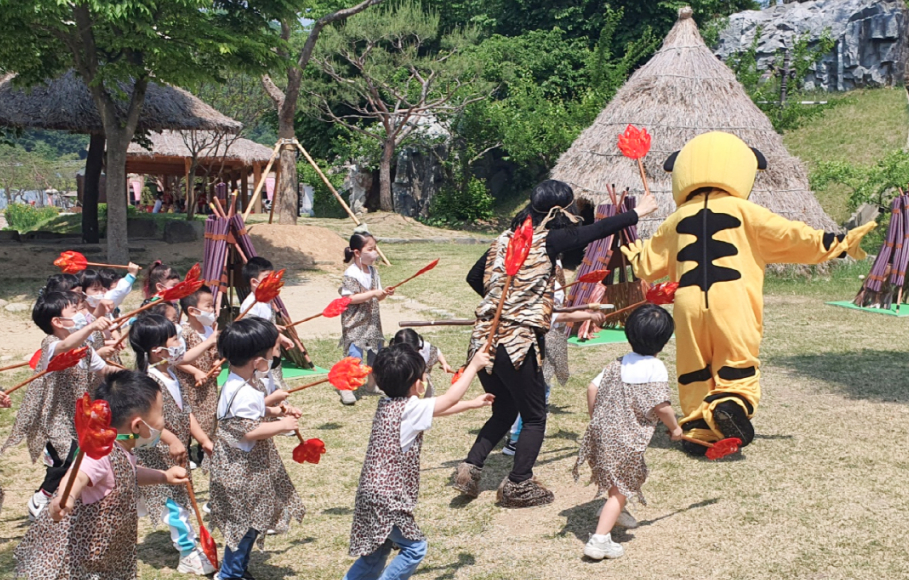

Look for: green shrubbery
[4,203,59,232]
[425,177,495,226]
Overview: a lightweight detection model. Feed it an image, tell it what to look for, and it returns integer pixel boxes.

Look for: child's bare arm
[433,351,490,416]
[435,393,494,417]
[189,413,213,455]
[586,381,598,419]
[137,465,189,486]
[436,350,452,373]
[57,317,110,353]
[182,332,219,364]
[176,362,209,385]
[654,403,682,440]
[347,289,385,305]
[49,470,89,521]
[243,415,298,442]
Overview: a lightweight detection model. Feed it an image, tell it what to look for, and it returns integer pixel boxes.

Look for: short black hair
[32,291,80,334]
[218,317,278,367]
[130,313,177,373]
[98,268,120,289]
[179,285,212,315]
[80,269,104,292]
[43,273,81,294]
[95,370,162,428]
[242,256,274,285]
[147,301,178,320]
[625,304,674,357]
[372,343,425,398]
[390,328,423,350]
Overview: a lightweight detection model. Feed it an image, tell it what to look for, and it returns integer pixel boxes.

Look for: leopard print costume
[543,263,570,387]
[136,367,192,522]
[469,230,554,372]
[423,344,440,398]
[339,266,384,358]
[572,360,671,504]
[208,379,305,550]
[3,336,91,462]
[175,322,219,439]
[349,398,425,557]
[15,444,138,579]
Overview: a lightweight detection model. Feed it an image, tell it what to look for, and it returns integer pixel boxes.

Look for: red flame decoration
[48,346,89,372]
[450,367,465,385]
[54,251,89,274]
[412,258,439,278]
[617,124,652,160]
[322,296,351,318]
[705,437,742,460]
[28,348,42,370]
[254,269,285,304]
[576,269,611,284]
[505,216,534,276]
[184,263,202,284]
[328,357,372,391]
[74,393,117,460]
[645,282,679,305]
[293,438,327,464]
[157,279,204,303]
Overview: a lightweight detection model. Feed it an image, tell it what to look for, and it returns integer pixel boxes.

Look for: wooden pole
[56,449,85,507]
[0,361,29,373]
[399,319,476,327]
[484,276,514,354]
[242,142,281,221]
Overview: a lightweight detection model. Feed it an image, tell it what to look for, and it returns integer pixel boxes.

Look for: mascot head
[663,132,767,206]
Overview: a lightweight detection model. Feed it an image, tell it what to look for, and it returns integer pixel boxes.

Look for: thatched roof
[127,130,273,165]
[0,70,241,134]
[549,7,837,237]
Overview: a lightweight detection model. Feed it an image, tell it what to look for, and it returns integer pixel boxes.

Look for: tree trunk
[186,165,197,220]
[276,109,298,224]
[104,131,131,265]
[82,133,105,244]
[379,139,395,212]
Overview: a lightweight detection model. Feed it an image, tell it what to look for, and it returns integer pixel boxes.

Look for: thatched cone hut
[127,131,272,166]
[549,7,837,238]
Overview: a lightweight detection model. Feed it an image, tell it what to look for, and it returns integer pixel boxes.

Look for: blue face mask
[60,312,88,333]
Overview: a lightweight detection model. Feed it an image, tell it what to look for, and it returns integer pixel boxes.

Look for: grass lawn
[1,241,906,579]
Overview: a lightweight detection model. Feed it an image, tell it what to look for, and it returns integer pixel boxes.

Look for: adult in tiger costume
[621,132,876,455]
[453,180,658,508]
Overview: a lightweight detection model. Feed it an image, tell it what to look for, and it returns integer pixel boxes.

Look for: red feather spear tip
[328,357,372,391]
[292,438,327,464]
[54,251,88,274]
[450,366,465,385]
[390,258,441,290]
[48,346,90,372]
[28,348,42,370]
[322,296,351,318]
[184,263,202,284]
[74,393,117,460]
[505,216,534,276]
[705,437,742,460]
[254,269,285,303]
[157,279,204,303]
[645,281,679,305]
[617,124,652,160]
[577,269,611,284]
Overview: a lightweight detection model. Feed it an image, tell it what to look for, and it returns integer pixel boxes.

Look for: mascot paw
[620,239,644,262]
[712,401,755,446]
[844,221,877,260]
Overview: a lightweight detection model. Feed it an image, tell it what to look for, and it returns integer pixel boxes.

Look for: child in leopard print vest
[209,318,306,580]
[344,344,492,580]
[572,305,682,562]
[15,371,189,580]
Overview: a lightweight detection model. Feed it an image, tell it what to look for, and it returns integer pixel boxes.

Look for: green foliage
[810,150,909,211]
[4,203,59,232]
[298,159,347,219]
[728,27,837,132]
[425,176,494,225]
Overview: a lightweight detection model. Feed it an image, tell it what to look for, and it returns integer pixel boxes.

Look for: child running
[240,257,294,397]
[572,304,682,560]
[129,313,218,575]
[389,329,452,398]
[338,232,395,406]
[344,344,492,580]
[209,317,306,580]
[15,371,190,580]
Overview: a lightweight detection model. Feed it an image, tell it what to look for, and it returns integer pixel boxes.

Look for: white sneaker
[595,504,638,529]
[202,502,211,515]
[28,491,50,521]
[584,533,625,560]
[339,389,357,406]
[189,461,198,470]
[177,547,217,575]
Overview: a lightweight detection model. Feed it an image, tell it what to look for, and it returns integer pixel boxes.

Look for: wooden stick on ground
[0,361,29,373]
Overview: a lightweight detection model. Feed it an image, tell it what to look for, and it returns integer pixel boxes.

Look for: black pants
[39,440,78,495]
[465,345,547,483]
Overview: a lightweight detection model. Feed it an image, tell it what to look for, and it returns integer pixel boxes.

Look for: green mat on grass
[826,300,909,318]
[568,328,628,346]
[217,363,329,386]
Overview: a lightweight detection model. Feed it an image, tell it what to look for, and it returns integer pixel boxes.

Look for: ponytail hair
[344,233,375,263]
[129,313,177,373]
[143,261,180,298]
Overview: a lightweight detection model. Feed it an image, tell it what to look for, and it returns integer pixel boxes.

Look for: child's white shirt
[217,372,266,452]
[551,258,565,324]
[591,353,668,386]
[400,395,434,453]
[340,264,380,296]
[196,324,214,341]
[240,292,274,321]
[45,342,106,373]
[417,341,437,365]
[148,365,183,410]
[105,274,136,308]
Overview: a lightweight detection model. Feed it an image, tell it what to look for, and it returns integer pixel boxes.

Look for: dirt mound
[247,224,348,272]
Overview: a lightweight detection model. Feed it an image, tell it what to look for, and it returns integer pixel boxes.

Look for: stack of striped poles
[854,192,909,310]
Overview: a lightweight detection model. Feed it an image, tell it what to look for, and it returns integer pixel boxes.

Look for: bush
[298,159,347,218]
[426,177,494,225]
[4,203,59,232]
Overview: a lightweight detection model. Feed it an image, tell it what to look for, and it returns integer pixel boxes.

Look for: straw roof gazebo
[550,7,837,238]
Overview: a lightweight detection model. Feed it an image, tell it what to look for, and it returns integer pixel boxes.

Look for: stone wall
[716,0,909,91]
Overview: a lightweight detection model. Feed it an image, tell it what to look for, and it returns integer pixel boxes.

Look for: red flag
[450,366,465,385]
[322,296,351,318]
[254,269,285,303]
[645,282,679,305]
[157,279,204,303]
[328,357,372,391]
[74,393,117,460]
[617,124,652,160]
[28,348,42,370]
[576,269,610,284]
[504,216,534,276]
[706,437,742,460]
[184,263,202,284]
[48,346,89,372]
[292,438,327,464]
[54,251,88,274]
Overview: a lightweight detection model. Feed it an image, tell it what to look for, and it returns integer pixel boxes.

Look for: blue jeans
[343,526,428,580]
[220,528,259,578]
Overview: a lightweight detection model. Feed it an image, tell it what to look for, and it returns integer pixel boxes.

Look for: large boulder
[163,220,201,244]
[715,0,909,91]
[392,144,447,218]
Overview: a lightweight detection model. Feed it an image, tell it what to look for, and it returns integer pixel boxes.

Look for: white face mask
[60,312,89,333]
[85,294,103,308]
[253,357,270,381]
[135,420,162,449]
[155,337,186,364]
[193,308,217,327]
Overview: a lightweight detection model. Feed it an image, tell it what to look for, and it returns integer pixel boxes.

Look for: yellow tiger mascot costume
[622,132,875,454]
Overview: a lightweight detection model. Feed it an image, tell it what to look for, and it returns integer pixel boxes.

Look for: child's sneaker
[177,546,217,575]
[584,533,624,560]
[339,389,357,406]
[27,490,50,521]
[502,439,517,456]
